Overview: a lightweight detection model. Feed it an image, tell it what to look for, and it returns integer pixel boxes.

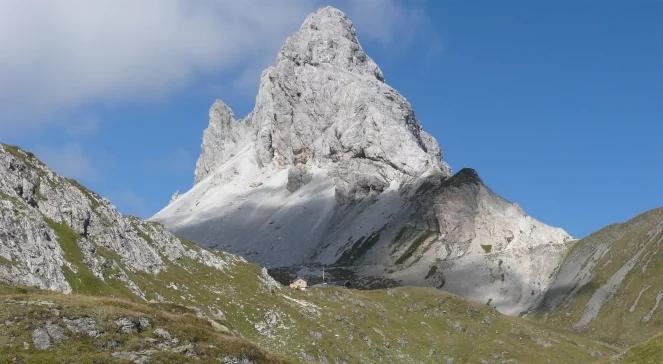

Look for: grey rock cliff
[0,144,230,295]
[154,6,572,315]
[193,6,449,190]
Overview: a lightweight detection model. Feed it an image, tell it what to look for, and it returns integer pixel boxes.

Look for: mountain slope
[152,6,572,315]
[0,143,233,297]
[535,207,663,346]
[0,143,617,362]
[620,333,663,363]
[0,284,283,363]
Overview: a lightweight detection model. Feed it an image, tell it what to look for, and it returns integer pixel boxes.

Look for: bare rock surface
[152,6,572,315]
[0,143,232,296]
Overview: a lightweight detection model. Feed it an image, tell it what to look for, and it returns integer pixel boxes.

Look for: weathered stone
[44,322,66,343]
[31,328,50,350]
[63,317,101,337]
[115,317,150,334]
[152,7,572,316]
[0,143,233,296]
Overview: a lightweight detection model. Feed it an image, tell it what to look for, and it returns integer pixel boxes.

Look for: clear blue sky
[1,1,661,237]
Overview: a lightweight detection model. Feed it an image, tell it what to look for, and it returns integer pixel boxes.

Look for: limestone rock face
[153,6,572,315]
[193,6,450,189]
[0,144,231,295]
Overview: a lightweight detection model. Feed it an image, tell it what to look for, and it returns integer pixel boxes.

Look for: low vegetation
[0,284,284,363]
[536,208,663,347]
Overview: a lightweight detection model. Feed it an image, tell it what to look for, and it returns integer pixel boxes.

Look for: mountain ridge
[153,6,572,316]
[0,143,617,362]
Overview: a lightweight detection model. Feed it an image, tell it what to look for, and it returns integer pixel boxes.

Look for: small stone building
[289,278,307,290]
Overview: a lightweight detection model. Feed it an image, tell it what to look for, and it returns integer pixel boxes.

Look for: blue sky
[0,0,661,237]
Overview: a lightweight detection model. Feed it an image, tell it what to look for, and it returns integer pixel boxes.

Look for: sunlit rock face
[153,6,572,315]
[0,144,231,297]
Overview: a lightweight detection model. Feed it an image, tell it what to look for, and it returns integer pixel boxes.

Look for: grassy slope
[0,253,617,363]
[0,285,284,363]
[621,333,663,364]
[535,208,663,348]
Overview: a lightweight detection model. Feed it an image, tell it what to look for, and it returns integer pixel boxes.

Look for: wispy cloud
[0,0,313,132]
[0,1,430,134]
[345,0,427,45]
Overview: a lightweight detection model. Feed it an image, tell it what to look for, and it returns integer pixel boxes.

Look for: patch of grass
[45,218,132,298]
[481,244,492,253]
[395,231,434,265]
[0,254,13,266]
[2,144,26,160]
[2,143,44,169]
[0,284,286,363]
[622,334,663,363]
[335,232,381,266]
[389,225,412,254]
[536,208,663,347]
[0,191,29,209]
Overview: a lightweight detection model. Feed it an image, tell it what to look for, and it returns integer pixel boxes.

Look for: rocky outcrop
[192,6,449,189]
[0,144,231,294]
[153,6,572,315]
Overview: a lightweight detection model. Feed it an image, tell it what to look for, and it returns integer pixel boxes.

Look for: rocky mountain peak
[276,6,384,81]
[157,7,572,316]
[444,168,483,187]
[193,6,450,187]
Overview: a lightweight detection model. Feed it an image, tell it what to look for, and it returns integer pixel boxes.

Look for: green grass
[0,254,12,266]
[389,225,411,254]
[3,210,617,363]
[622,334,663,363]
[481,244,492,253]
[335,232,381,266]
[44,218,133,298]
[395,230,434,265]
[0,284,286,363]
[536,208,663,348]
[0,219,623,363]
[0,147,640,362]
[2,144,27,161]
[2,143,44,170]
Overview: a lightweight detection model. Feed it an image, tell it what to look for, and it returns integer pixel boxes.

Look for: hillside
[0,143,621,363]
[0,284,283,363]
[535,207,663,346]
[0,283,616,363]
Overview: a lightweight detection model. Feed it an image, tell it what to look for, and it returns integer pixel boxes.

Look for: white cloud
[32,143,102,181]
[0,0,427,133]
[345,0,427,45]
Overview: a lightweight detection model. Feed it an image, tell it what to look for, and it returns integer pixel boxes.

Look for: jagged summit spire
[276,6,384,81]
[192,6,447,184]
[154,6,573,316]
[301,7,355,36]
